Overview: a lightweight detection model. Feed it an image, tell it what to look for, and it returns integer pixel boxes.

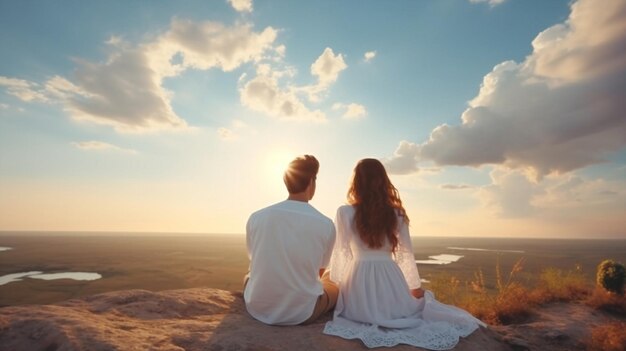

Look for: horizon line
[0,230,624,240]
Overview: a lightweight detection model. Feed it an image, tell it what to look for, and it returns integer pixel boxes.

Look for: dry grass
[428,258,594,325]
[587,321,626,351]
[529,266,590,304]
[586,287,626,315]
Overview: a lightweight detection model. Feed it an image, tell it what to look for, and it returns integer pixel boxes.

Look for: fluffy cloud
[217,119,249,141]
[228,0,253,13]
[0,76,48,102]
[217,127,237,141]
[66,48,187,133]
[469,0,506,6]
[155,20,277,73]
[385,0,626,179]
[311,47,347,87]
[480,169,538,218]
[441,184,474,190]
[364,51,376,62]
[72,140,137,154]
[239,46,349,122]
[0,19,278,133]
[240,74,325,122]
[287,47,348,103]
[332,102,367,119]
[383,141,421,175]
[476,167,626,222]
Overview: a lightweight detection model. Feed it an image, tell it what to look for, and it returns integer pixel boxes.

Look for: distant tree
[597,260,625,295]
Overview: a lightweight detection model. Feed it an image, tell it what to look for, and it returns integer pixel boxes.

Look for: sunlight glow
[264,149,295,190]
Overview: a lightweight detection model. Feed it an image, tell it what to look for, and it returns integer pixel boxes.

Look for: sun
[264,149,295,187]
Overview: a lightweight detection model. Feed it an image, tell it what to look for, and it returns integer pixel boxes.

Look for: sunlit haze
[1,0,625,238]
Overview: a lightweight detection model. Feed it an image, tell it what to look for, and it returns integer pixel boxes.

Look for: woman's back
[325,204,485,349]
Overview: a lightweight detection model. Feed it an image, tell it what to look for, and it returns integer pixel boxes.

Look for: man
[244,155,338,325]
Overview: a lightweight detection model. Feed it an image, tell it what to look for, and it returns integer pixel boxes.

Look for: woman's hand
[410,288,425,299]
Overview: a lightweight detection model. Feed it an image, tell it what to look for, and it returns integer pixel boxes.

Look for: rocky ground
[0,288,620,350]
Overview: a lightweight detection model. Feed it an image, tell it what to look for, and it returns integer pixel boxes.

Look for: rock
[502,336,531,350]
[0,288,510,351]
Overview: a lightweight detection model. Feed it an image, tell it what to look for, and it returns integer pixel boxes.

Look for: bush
[586,287,626,315]
[596,260,625,295]
[587,321,626,351]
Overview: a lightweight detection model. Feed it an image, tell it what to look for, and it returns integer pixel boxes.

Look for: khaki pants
[242,271,339,325]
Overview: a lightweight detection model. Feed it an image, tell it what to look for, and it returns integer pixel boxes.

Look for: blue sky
[1,0,625,238]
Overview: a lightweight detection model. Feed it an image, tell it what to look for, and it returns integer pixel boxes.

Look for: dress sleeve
[321,223,336,268]
[394,217,421,289]
[329,206,353,285]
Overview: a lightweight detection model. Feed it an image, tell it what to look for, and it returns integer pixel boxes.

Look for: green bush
[597,260,625,295]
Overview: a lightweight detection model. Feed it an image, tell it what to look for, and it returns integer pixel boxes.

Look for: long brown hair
[348,158,409,253]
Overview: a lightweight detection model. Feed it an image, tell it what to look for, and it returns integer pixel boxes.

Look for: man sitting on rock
[244,155,338,325]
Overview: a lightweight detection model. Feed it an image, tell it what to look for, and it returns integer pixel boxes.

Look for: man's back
[244,200,335,325]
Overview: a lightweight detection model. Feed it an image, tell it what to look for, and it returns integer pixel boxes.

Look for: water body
[0,247,12,252]
[0,271,102,286]
[0,271,43,285]
[416,254,464,265]
[447,246,525,254]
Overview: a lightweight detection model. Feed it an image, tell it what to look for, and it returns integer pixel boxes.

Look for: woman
[323,159,485,349]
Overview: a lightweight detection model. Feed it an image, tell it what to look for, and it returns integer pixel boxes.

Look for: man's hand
[410,288,425,299]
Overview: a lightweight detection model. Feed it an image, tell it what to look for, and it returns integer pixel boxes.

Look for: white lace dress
[323,205,486,349]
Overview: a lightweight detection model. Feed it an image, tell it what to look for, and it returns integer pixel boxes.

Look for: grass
[587,321,626,351]
[586,287,626,315]
[426,257,624,325]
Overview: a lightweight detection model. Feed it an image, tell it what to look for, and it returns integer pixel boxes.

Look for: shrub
[587,321,626,351]
[586,287,626,315]
[596,260,625,295]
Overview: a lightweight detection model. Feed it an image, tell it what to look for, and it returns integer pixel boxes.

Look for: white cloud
[238,46,350,122]
[480,168,538,218]
[385,0,626,179]
[228,0,253,13]
[469,0,506,7]
[240,74,326,122]
[66,48,188,133]
[364,51,376,62]
[311,47,347,87]
[288,47,348,103]
[475,167,626,224]
[217,127,237,141]
[0,19,279,134]
[441,184,474,190]
[333,102,367,119]
[72,141,138,154]
[382,140,421,175]
[154,20,277,73]
[44,76,88,99]
[217,119,249,141]
[0,76,48,102]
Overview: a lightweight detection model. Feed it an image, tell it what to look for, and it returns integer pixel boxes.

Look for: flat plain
[0,233,624,306]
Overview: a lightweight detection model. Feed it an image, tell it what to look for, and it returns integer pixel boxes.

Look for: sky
[1,0,625,238]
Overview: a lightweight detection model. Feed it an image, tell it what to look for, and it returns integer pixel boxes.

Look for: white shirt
[244,200,336,325]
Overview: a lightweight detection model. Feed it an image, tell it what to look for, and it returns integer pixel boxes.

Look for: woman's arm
[411,288,425,299]
[395,217,422,290]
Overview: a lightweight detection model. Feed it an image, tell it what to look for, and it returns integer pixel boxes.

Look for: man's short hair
[283,155,319,194]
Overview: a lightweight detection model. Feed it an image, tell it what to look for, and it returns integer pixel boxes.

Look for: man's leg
[301,271,339,324]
